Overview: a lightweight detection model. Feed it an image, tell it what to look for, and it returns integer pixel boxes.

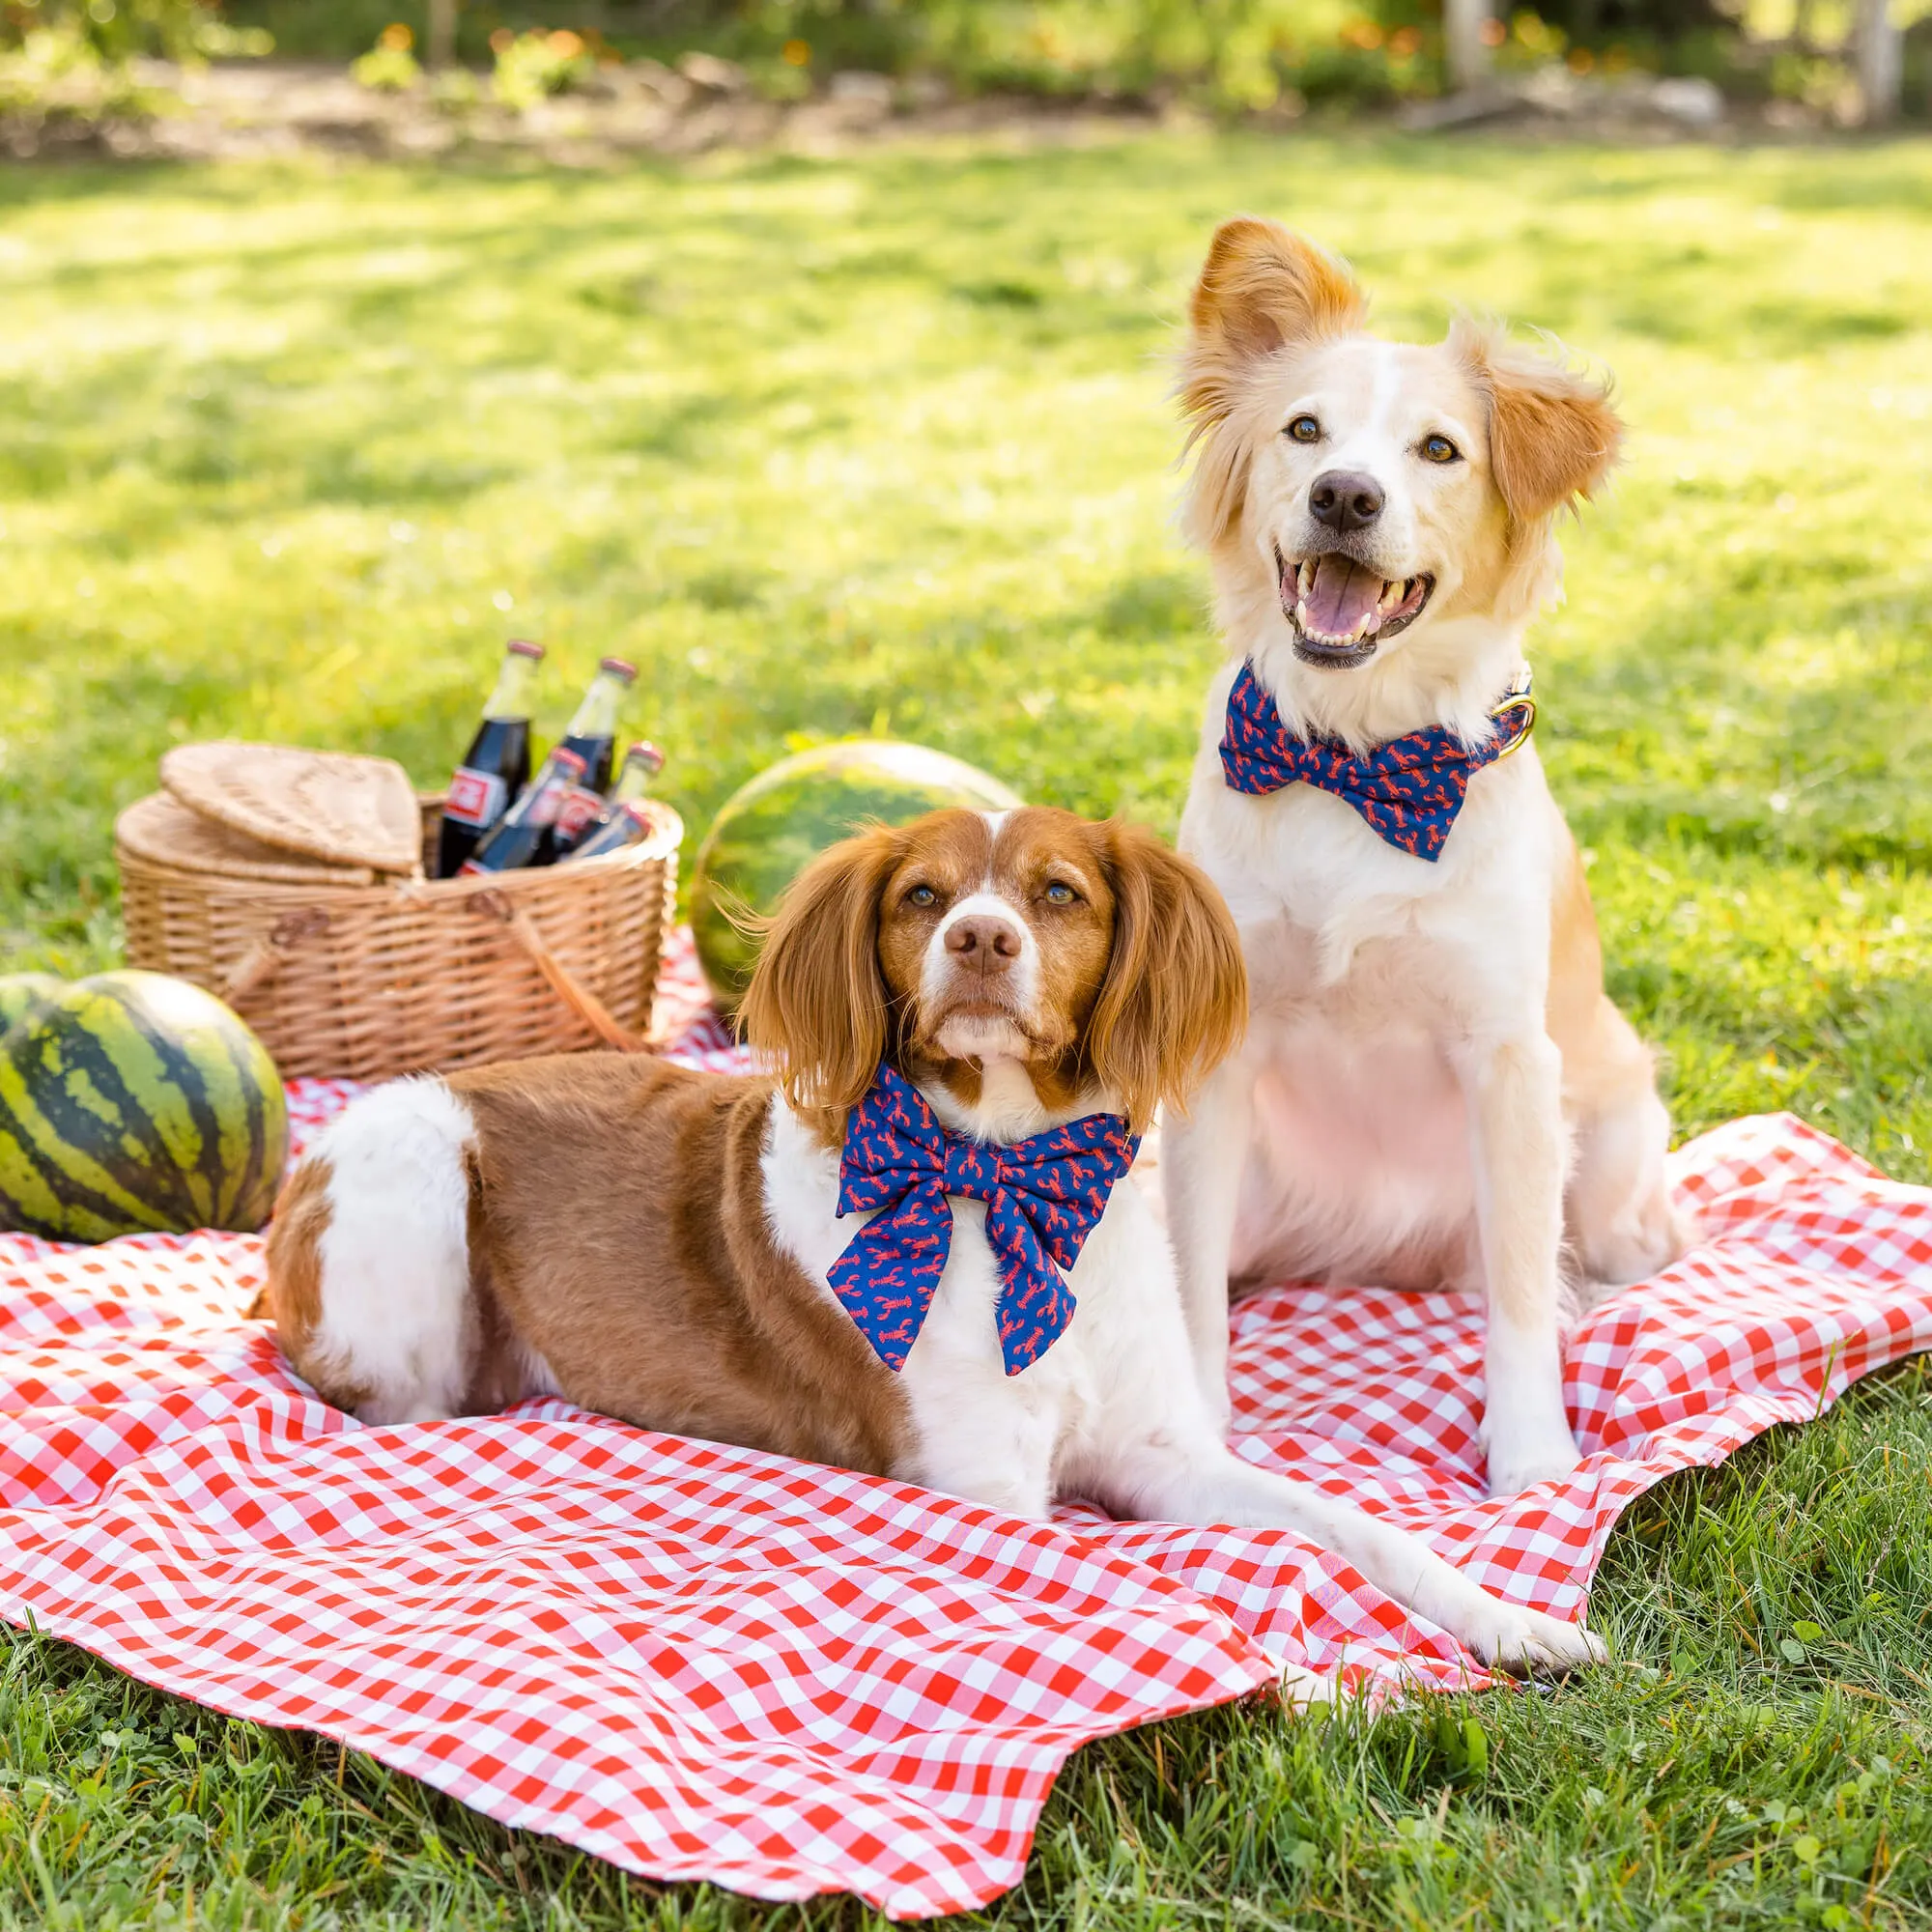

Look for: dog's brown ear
[739,825,904,1120]
[1453,317,1624,524]
[1180,218,1365,550]
[1084,822,1246,1134]
[1186,216,1367,367]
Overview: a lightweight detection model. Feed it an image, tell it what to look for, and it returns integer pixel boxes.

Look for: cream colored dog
[1161,218,1683,1496]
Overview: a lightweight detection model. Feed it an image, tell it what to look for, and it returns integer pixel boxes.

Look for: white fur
[306,1077,556,1424]
[298,827,1606,1669]
[763,928,1602,1672]
[1166,331,1677,1498]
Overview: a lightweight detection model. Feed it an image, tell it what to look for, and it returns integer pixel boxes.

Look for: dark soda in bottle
[549,657,637,855]
[555,740,664,859]
[562,741,666,862]
[437,639,544,878]
[459,748,588,876]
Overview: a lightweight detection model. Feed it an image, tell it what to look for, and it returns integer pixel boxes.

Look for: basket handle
[219,906,333,1008]
[467,891,655,1055]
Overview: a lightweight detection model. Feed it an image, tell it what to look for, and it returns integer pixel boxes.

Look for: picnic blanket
[1,933,1929,1915]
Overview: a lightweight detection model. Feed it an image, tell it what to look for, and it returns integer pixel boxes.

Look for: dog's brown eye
[1421,434,1460,465]
[1286,415,1321,444]
[1043,882,1079,906]
[905,885,938,908]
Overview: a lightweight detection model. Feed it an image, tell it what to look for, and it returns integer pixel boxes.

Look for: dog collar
[1218,663,1536,863]
[828,1065,1139,1377]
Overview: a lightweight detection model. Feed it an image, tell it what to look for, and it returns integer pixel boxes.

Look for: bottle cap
[625,740,667,777]
[549,747,589,780]
[507,639,545,660]
[599,656,639,684]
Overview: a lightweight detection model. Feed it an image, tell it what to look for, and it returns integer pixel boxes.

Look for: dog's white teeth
[1297,559,1315,597]
[1293,598,1311,632]
[1378,579,1406,614]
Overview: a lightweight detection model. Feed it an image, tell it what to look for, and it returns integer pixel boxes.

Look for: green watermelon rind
[0,973,63,1042]
[0,970,290,1244]
[691,741,1023,1013]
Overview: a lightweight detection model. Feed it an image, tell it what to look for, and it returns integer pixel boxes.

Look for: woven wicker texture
[116,791,379,888]
[118,800,681,1081]
[161,742,423,876]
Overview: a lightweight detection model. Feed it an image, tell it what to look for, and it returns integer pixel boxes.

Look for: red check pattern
[2,932,1928,1913]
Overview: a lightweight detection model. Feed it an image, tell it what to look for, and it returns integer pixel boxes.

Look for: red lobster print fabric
[0,931,1929,1915]
[1218,659,1535,861]
[831,1062,1140,1375]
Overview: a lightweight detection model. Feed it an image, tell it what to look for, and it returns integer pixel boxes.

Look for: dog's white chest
[760,1104,1097,1518]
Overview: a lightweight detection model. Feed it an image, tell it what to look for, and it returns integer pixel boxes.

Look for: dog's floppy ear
[1180,217,1366,549]
[1452,317,1624,525]
[1084,821,1246,1134]
[1186,216,1367,368]
[738,824,904,1121]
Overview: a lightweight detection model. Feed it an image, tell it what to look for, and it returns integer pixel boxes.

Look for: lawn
[2,126,1932,1927]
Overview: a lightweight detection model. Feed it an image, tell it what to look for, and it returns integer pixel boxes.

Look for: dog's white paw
[1466,1601,1606,1678]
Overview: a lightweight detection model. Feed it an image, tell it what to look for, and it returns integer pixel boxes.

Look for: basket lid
[116,790,380,887]
[161,742,422,876]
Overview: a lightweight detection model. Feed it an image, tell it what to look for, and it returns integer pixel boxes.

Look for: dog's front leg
[1159,1053,1255,1430]
[1110,1438,1603,1674]
[1455,1032,1583,1495]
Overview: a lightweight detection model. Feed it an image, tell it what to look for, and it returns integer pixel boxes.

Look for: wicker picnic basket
[115,744,682,1082]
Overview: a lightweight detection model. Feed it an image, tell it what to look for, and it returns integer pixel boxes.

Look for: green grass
[1,128,1931,1926]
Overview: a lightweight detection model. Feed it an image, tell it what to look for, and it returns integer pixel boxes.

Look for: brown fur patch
[748,807,1246,1137]
[1185,216,1368,366]
[261,1153,374,1407]
[1451,316,1624,526]
[1081,821,1248,1130]
[451,1053,916,1474]
[1547,829,1658,1112]
[737,824,909,1141]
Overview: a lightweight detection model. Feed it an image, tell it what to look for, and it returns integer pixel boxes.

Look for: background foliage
[6,0,1930,119]
[0,83,1930,1932]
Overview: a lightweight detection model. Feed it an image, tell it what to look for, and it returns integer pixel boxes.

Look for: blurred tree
[1444,0,1492,89]
[428,0,456,68]
[1856,0,1902,120]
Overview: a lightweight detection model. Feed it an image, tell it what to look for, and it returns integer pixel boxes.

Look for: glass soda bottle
[436,639,544,878]
[549,657,638,855]
[561,741,666,862]
[458,748,588,876]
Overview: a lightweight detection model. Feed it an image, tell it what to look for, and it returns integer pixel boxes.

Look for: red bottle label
[554,785,604,842]
[444,766,509,830]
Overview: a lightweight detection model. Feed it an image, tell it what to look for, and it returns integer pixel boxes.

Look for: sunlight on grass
[2,135,1928,1187]
[1,130,1931,1928]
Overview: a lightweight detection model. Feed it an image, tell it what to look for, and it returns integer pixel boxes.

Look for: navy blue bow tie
[828,1065,1140,1378]
[1218,661,1535,862]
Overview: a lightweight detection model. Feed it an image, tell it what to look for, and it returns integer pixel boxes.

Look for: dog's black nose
[1308,469,1384,533]
[946,914,1022,972]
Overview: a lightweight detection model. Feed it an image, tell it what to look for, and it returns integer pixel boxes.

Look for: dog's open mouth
[1277,547,1434,667]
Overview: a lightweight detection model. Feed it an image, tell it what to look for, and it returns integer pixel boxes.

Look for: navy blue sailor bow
[1218,660,1535,862]
[828,1064,1140,1377]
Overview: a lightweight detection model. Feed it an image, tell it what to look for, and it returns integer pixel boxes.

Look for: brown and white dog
[1161,219,1683,1497]
[267,805,1602,1672]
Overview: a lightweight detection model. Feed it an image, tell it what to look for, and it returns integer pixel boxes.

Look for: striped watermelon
[0,971,289,1242]
[0,973,62,1037]
[691,742,1024,1014]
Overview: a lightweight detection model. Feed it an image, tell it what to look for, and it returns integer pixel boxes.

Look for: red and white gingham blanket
[2,934,1928,1915]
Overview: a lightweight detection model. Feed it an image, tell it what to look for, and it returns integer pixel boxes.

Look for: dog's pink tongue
[1302,554,1383,639]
